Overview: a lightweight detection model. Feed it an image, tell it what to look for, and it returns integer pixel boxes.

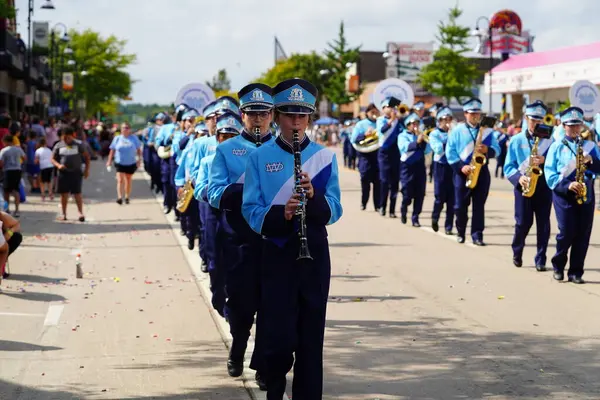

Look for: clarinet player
[544,107,600,284]
[242,78,343,399]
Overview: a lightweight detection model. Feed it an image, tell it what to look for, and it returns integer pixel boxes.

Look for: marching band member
[242,78,342,399]
[376,97,403,217]
[446,98,501,245]
[194,102,218,273]
[148,112,166,193]
[413,101,425,118]
[173,109,199,234]
[397,112,431,226]
[504,101,554,271]
[197,111,242,315]
[207,83,273,389]
[494,124,509,179]
[155,104,188,215]
[428,106,455,234]
[544,106,600,284]
[141,118,154,186]
[174,122,208,250]
[351,103,381,211]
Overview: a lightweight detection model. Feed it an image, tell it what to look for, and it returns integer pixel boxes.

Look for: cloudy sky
[16,0,599,105]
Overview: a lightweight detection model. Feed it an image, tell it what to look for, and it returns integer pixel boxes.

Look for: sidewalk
[0,161,251,399]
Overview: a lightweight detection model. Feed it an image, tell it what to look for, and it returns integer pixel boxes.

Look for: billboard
[385,42,434,82]
[477,10,534,56]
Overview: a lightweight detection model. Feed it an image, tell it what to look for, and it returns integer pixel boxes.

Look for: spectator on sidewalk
[51,126,90,222]
[25,131,41,193]
[0,135,26,217]
[35,137,54,201]
[0,210,22,279]
[106,122,142,204]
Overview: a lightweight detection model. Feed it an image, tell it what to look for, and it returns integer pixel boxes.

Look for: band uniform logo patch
[288,88,304,102]
[251,90,264,101]
[227,117,236,126]
[232,148,247,156]
[265,162,284,173]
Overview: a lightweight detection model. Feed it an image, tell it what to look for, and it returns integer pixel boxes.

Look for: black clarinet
[292,129,313,261]
[254,127,261,147]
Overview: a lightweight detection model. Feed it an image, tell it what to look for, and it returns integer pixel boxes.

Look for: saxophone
[465,124,487,189]
[176,179,194,213]
[521,137,543,198]
[575,136,588,205]
[292,129,313,261]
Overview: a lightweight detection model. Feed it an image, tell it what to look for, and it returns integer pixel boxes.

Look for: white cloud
[16,0,600,104]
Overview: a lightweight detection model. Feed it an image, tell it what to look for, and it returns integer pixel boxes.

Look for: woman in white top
[34,137,54,200]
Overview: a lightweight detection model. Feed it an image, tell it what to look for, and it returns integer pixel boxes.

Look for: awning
[483,41,600,94]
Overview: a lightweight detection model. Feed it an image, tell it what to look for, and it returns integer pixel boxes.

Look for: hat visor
[563,120,583,126]
[216,128,240,135]
[527,115,543,120]
[204,113,217,119]
[464,109,482,113]
[241,104,274,112]
[276,105,314,115]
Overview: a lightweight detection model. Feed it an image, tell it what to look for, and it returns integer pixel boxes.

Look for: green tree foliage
[417,5,480,104]
[54,29,136,116]
[0,0,16,19]
[323,21,361,106]
[206,69,231,92]
[256,52,329,104]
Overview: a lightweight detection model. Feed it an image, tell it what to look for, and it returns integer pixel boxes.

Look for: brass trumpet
[543,114,555,126]
[397,104,410,114]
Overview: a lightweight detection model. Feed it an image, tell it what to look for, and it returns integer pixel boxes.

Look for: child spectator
[0,135,26,217]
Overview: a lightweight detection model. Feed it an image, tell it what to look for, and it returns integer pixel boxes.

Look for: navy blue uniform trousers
[551,187,595,278]
[512,181,552,266]
[200,201,225,316]
[142,144,151,175]
[357,152,380,209]
[149,147,162,192]
[453,165,491,241]
[179,195,199,241]
[400,159,426,223]
[379,146,400,214]
[432,162,455,232]
[260,228,331,400]
[160,158,176,209]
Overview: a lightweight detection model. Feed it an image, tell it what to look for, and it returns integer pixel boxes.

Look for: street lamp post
[473,16,494,116]
[49,23,68,109]
[26,0,55,111]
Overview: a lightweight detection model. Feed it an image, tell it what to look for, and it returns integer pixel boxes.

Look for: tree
[322,21,362,107]
[206,69,231,92]
[53,29,136,116]
[417,5,481,104]
[256,52,329,106]
[0,0,15,20]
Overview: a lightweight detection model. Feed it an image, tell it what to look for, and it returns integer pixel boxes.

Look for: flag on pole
[274,36,288,65]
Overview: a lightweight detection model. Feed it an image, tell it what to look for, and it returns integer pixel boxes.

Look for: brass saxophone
[465,125,487,189]
[292,129,313,261]
[521,137,543,198]
[176,179,194,213]
[575,136,588,205]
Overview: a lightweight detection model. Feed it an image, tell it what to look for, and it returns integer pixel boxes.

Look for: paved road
[2,152,600,399]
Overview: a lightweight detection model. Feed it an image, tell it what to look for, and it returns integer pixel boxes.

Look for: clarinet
[292,129,313,261]
[254,126,261,147]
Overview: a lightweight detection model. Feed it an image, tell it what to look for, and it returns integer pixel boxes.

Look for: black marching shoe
[473,239,486,246]
[445,230,453,235]
[412,221,421,228]
[255,372,267,391]
[535,265,547,272]
[513,257,523,268]
[164,206,172,215]
[568,276,585,284]
[432,220,439,232]
[175,215,180,222]
[553,271,564,281]
[187,238,195,250]
[389,213,397,219]
[180,229,186,237]
[400,215,407,224]
[201,260,209,273]
[380,209,386,217]
[227,358,243,377]
[360,204,366,211]
[457,236,465,244]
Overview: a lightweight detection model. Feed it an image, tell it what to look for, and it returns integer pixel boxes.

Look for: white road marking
[0,312,45,317]
[43,305,64,326]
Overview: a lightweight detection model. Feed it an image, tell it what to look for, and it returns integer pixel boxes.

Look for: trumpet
[397,104,410,115]
[543,113,555,126]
